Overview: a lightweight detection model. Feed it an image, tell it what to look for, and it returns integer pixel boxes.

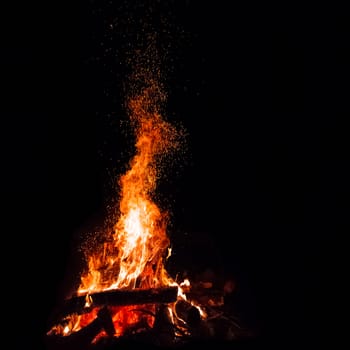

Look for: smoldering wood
[186,289,225,307]
[97,306,115,337]
[51,286,178,323]
[175,300,201,328]
[151,304,176,347]
[46,306,115,350]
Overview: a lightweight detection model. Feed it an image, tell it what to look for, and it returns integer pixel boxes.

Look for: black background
[1,1,348,349]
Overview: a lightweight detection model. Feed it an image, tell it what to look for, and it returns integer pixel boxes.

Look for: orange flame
[78,83,180,295]
[48,43,200,342]
[61,62,190,340]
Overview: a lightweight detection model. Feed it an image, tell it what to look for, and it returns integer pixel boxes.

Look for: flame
[47,41,206,343]
[78,82,179,295]
[55,50,193,340]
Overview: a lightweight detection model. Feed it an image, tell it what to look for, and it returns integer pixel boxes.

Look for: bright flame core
[78,84,180,294]
[47,42,202,342]
[52,70,193,340]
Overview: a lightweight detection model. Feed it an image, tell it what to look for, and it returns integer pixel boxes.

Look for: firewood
[187,289,225,307]
[96,306,115,337]
[51,286,178,323]
[152,304,176,347]
[175,300,201,328]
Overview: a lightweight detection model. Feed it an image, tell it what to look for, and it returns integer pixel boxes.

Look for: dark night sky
[1,2,348,349]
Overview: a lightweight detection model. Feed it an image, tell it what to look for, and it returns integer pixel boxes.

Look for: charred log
[50,286,178,325]
[187,289,225,307]
[175,300,201,328]
[152,304,176,347]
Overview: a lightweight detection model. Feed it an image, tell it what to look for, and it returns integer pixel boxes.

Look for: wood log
[152,304,176,347]
[187,289,224,307]
[51,286,178,323]
[174,300,201,328]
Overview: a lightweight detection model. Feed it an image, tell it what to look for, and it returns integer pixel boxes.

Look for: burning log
[46,306,115,350]
[51,286,178,323]
[152,304,176,347]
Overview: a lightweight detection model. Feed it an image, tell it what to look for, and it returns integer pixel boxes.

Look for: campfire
[45,42,251,350]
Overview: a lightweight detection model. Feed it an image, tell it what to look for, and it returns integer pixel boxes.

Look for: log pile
[46,271,255,349]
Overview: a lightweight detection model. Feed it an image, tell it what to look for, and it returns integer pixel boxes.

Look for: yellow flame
[50,42,199,340]
[78,85,178,294]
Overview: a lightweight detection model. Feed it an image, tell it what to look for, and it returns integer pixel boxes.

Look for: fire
[75,81,182,338]
[78,83,180,293]
[48,45,199,342]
